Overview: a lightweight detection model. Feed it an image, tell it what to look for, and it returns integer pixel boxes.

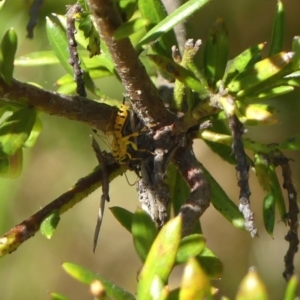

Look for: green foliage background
[0,0,300,299]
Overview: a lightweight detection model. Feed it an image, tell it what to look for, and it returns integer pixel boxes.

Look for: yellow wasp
[107,103,142,163]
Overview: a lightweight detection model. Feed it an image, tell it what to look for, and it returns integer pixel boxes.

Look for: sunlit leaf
[179,258,212,300]
[46,15,73,75]
[137,0,210,50]
[236,267,268,300]
[137,217,182,300]
[284,275,299,300]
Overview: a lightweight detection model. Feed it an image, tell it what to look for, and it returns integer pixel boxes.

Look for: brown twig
[173,142,210,236]
[66,3,87,97]
[0,163,122,257]
[228,113,257,237]
[0,78,117,132]
[87,0,175,128]
[273,153,299,280]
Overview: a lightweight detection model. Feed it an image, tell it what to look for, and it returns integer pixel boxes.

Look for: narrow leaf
[23,116,43,148]
[0,28,18,84]
[114,18,150,40]
[50,292,70,300]
[223,42,266,84]
[200,162,245,230]
[279,133,300,150]
[179,258,212,300]
[110,206,133,233]
[176,234,206,265]
[284,275,299,300]
[137,0,210,50]
[40,210,60,239]
[0,108,36,158]
[15,51,60,66]
[268,163,286,222]
[137,216,182,300]
[62,262,135,300]
[269,0,285,56]
[236,267,269,300]
[148,54,209,96]
[0,148,22,178]
[263,192,275,236]
[46,15,73,75]
[132,208,158,262]
[166,163,190,215]
[197,247,223,279]
[228,52,294,97]
[138,0,177,56]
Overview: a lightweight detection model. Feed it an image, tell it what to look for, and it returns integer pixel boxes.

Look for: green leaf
[50,292,70,300]
[197,247,223,279]
[284,275,299,300]
[40,210,60,239]
[236,267,269,300]
[0,1,6,10]
[148,54,209,96]
[138,0,177,56]
[179,258,212,300]
[114,18,150,40]
[132,208,158,262]
[62,262,135,300]
[0,148,22,178]
[279,133,300,150]
[176,234,206,265]
[0,28,18,85]
[268,163,286,222]
[136,0,210,50]
[269,0,285,57]
[203,18,229,89]
[235,102,278,126]
[0,108,36,158]
[46,15,73,75]
[248,85,294,100]
[23,116,43,148]
[137,216,182,300]
[263,192,275,237]
[114,0,137,22]
[223,42,266,85]
[227,51,294,98]
[110,206,133,233]
[201,114,237,165]
[150,275,168,300]
[292,36,300,70]
[15,50,114,73]
[200,162,245,230]
[166,163,190,216]
[15,51,60,66]
[57,82,76,95]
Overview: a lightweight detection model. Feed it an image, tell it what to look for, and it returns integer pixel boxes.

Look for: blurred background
[0,0,300,299]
